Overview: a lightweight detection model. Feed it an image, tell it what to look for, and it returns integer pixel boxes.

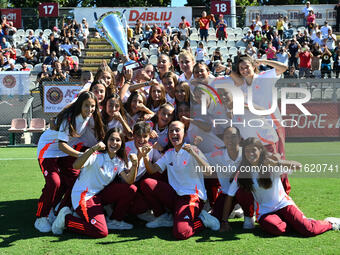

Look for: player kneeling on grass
[139,120,220,240]
[52,128,139,238]
[220,137,340,236]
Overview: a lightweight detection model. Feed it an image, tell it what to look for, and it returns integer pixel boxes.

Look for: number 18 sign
[38,2,59,17]
[210,1,231,15]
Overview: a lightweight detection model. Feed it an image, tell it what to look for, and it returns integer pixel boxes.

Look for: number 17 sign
[38,2,59,17]
[211,1,231,15]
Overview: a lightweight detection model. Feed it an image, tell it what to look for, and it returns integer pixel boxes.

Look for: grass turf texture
[0,142,340,255]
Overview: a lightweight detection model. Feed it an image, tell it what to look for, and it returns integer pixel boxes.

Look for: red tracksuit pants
[36,156,79,218]
[258,204,332,237]
[211,189,254,221]
[140,178,205,240]
[65,182,137,238]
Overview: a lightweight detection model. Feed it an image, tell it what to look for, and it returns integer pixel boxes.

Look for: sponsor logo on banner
[46,87,63,104]
[74,7,192,28]
[0,9,22,28]
[246,5,336,26]
[284,102,340,138]
[44,85,81,113]
[3,75,16,89]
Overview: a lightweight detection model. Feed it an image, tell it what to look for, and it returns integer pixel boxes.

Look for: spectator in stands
[254,30,262,48]
[216,14,227,41]
[37,64,51,86]
[276,16,284,40]
[20,62,31,71]
[163,22,172,36]
[0,37,10,53]
[60,37,73,56]
[302,1,313,27]
[195,41,208,62]
[285,66,298,78]
[43,51,58,66]
[261,20,271,36]
[41,39,49,57]
[311,43,322,72]
[6,22,16,43]
[179,16,190,29]
[70,38,81,57]
[159,36,171,55]
[179,23,189,40]
[287,38,299,69]
[320,21,331,38]
[243,30,254,44]
[8,45,16,62]
[277,46,290,66]
[0,27,5,42]
[143,25,152,41]
[320,45,332,78]
[300,30,312,46]
[297,43,312,78]
[181,39,192,55]
[313,31,323,46]
[52,61,67,81]
[135,19,143,35]
[33,40,42,62]
[271,31,282,50]
[266,41,277,61]
[0,51,7,68]
[283,16,292,39]
[245,41,257,57]
[198,11,212,42]
[324,29,336,52]
[259,37,268,55]
[211,47,223,63]
[49,34,61,57]
[334,51,340,78]
[306,10,316,34]
[1,15,10,37]
[36,31,44,44]
[52,26,60,38]
[23,48,38,65]
[254,14,262,34]
[26,30,36,43]
[149,31,160,45]
[335,0,340,32]
[69,63,82,80]
[5,60,18,71]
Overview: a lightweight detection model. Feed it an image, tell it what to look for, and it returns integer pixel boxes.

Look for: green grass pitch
[0,142,340,255]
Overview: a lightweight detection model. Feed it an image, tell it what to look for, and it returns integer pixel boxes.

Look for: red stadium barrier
[284,102,340,138]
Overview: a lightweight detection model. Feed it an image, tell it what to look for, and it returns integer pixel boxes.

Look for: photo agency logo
[198,82,312,128]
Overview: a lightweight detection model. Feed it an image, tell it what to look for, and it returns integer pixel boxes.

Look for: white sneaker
[137,210,156,222]
[199,210,220,231]
[34,217,52,233]
[325,217,340,230]
[106,219,133,230]
[48,209,57,224]
[229,204,244,219]
[52,207,72,235]
[243,216,255,229]
[146,213,173,228]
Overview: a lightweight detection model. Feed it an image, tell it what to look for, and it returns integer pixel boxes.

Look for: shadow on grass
[0,199,45,248]
[0,199,302,247]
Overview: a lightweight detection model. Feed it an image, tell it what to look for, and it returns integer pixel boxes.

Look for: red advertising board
[38,2,59,18]
[0,9,22,28]
[283,102,340,137]
[211,1,231,15]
